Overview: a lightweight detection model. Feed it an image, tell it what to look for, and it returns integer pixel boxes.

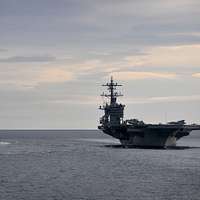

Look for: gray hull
[120,135,177,148]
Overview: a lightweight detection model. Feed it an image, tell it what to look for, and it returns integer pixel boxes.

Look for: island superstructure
[98,77,200,148]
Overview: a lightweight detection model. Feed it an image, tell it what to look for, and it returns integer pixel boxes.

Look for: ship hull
[120,135,177,148]
[99,125,188,148]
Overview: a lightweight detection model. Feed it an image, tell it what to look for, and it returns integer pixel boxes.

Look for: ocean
[0,130,200,200]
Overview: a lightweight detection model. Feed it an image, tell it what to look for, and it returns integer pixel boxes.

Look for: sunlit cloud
[169,32,200,37]
[0,67,74,89]
[125,44,200,68]
[49,95,100,105]
[74,59,102,72]
[110,71,177,80]
[68,44,200,78]
[49,94,200,105]
[1,44,199,90]
[192,73,200,78]
[124,95,200,104]
[38,68,74,83]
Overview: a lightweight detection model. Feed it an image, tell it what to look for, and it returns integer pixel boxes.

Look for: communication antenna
[101,76,123,104]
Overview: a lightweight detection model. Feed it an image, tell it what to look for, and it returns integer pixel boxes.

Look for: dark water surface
[0,130,200,200]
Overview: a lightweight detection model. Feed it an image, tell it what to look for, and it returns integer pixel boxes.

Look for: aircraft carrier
[98,77,200,148]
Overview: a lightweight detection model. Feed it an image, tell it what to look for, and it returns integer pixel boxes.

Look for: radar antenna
[101,76,123,104]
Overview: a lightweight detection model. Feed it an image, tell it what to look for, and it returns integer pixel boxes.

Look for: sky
[0,0,200,129]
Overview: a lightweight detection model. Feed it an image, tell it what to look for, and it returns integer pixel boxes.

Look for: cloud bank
[0,0,200,128]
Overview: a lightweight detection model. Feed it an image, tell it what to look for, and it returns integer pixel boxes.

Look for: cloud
[192,73,200,78]
[49,94,200,105]
[124,95,200,104]
[49,95,99,105]
[0,66,74,89]
[73,59,102,72]
[0,55,56,63]
[68,44,200,78]
[38,68,74,83]
[110,71,177,80]
[125,44,200,68]
[0,48,7,52]
[0,43,199,90]
[1,0,200,50]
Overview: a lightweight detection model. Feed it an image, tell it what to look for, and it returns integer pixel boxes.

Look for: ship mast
[101,76,123,105]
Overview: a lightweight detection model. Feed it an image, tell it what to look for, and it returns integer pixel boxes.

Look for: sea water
[0,130,200,200]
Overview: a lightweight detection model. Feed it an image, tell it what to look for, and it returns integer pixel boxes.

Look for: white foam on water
[0,141,11,145]
[78,138,120,144]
